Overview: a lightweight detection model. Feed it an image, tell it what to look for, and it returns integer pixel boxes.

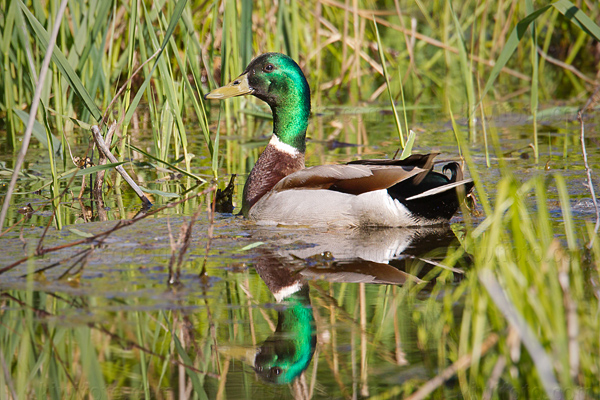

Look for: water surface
[1,102,599,398]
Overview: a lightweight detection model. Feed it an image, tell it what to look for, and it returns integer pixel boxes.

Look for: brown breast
[241,144,305,215]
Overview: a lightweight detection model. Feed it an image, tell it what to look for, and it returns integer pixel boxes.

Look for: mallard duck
[205,52,474,227]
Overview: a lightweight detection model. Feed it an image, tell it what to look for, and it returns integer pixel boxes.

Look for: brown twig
[199,191,218,276]
[177,202,205,273]
[482,355,506,400]
[480,270,563,400]
[0,215,28,237]
[166,218,178,283]
[577,86,600,247]
[2,221,126,275]
[91,125,152,207]
[167,198,205,284]
[19,247,93,278]
[94,122,117,221]
[554,241,580,385]
[538,47,600,86]
[56,245,95,280]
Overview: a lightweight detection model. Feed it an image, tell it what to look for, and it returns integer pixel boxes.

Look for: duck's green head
[205,52,311,151]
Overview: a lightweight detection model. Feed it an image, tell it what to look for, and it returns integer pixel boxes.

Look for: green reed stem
[373,19,405,149]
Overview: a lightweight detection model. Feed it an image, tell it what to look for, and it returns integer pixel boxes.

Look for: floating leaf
[68,228,94,238]
[239,242,265,251]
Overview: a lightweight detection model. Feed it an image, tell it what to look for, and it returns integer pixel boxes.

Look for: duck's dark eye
[263,63,275,72]
[271,367,282,376]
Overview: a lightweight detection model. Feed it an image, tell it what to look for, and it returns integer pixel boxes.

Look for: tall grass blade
[41,103,61,229]
[397,69,409,144]
[449,104,491,215]
[480,1,600,104]
[526,0,539,162]
[552,0,600,41]
[0,0,69,230]
[158,15,214,173]
[123,0,187,127]
[2,0,18,148]
[74,0,113,74]
[179,19,214,158]
[75,327,108,400]
[479,5,551,103]
[212,110,221,175]
[479,270,563,400]
[17,0,102,121]
[166,313,209,400]
[48,346,61,400]
[448,0,476,142]
[476,79,491,168]
[554,174,577,251]
[240,0,253,67]
[69,162,127,178]
[373,20,405,149]
[135,312,151,399]
[144,0,191,171]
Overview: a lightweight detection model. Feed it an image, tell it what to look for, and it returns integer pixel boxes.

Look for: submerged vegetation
[1,0,600,399]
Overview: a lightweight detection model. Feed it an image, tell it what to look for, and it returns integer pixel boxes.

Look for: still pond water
[1,103,599,399]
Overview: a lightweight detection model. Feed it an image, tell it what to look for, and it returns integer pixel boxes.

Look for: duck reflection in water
[256,225,469,287]
[247,225,469,388]
[252,253,317,385]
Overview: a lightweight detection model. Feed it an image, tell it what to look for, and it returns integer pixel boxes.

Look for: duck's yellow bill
[204,73,254,99]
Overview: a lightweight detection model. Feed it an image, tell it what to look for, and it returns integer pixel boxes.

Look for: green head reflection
[253,257,317,384]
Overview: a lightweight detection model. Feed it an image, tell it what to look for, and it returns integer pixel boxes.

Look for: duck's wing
[272,163,427,195]
[347,152,438,185]
[272,153,440,195]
